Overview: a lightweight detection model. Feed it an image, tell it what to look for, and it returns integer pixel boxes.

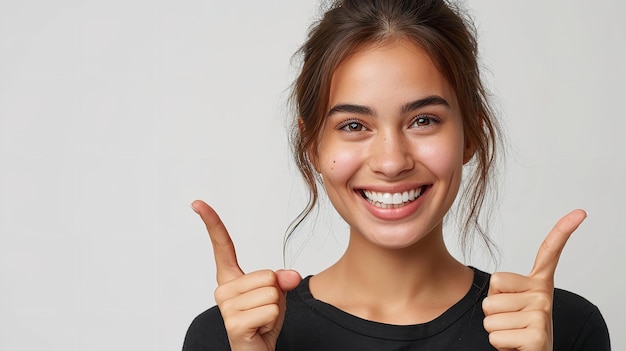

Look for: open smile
[359,185,429,209]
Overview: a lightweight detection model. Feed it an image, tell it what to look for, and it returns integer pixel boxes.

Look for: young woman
[183,1,610,350]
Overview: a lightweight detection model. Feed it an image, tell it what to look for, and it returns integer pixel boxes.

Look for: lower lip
[360,187,429,221]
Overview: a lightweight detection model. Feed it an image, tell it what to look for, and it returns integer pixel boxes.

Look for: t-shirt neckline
[293,267,489,341]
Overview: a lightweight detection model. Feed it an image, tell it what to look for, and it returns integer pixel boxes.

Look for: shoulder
[552,288,611,350]
[182,306,230,351]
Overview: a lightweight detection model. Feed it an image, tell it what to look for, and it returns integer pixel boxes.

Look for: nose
[368,130,414,178]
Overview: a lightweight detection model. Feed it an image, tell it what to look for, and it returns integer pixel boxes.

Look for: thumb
[191,199,244,285]
[275,269,302,292]
[529,209,587,280]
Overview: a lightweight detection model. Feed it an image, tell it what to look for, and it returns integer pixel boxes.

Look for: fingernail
[190,202,199,214]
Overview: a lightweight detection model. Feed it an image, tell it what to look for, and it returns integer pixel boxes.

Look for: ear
[297,117,305,135]
[298,117,320,172]
[463,113,482,164]
[308,149,320,174]
[462,137,475,165]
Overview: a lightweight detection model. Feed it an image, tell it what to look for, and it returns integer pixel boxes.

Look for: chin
[355,223,437,250]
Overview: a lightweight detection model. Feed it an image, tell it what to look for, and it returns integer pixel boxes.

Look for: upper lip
[355,183,429,194]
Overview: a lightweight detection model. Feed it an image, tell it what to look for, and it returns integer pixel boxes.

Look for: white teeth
[392,193,402,205]
[362,186,425,207]
[382,193,392,204]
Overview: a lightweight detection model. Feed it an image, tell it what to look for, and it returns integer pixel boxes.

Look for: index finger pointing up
[192,200,244,285]
[529,209,587,281]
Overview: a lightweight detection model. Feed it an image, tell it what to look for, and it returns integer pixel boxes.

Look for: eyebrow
[401,95,449,114]
[327,95,450,117]
[327,104,374,116]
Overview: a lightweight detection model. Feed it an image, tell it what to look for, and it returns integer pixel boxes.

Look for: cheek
[415,134,466,177]
[318,143,363,183]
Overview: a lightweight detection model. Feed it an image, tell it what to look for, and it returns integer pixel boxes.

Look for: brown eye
[416,117,430,126]
[339,120,367,132]
[410,114,440,128]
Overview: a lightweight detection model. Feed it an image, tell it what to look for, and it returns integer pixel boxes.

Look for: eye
[410,114,440,128]
[338,119,368,132]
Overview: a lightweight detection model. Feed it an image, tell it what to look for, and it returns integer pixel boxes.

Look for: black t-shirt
[182,268,610,350]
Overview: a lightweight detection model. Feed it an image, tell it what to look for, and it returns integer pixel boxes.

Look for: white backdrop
[1,0,623,349]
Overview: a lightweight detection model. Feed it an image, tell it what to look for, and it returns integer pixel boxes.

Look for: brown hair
[287,0,501,260]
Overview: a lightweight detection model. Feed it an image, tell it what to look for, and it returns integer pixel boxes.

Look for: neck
[310,223,473,324]
[344,223,465,294]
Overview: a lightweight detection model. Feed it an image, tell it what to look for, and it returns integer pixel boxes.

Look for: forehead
[328,39,458,110]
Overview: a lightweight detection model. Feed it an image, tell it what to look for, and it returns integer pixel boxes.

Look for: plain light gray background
[1,0,623,349]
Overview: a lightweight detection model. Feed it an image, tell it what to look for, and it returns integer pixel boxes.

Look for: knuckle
[487,332,502,348]
[526,329,547,348]
[482,316,493,332]
[489,272,503,286]
[541,239,558,256]
[214,286,228,304]
[259,269,278,285]
[250,269,277,286]
[266,303,280,320]
[488,272,515,288]
[218,298,236,314]
[481,297,493,314]
[525,290,552,312]
[529,310,546,326]
[533,293,553,311]
[265,286,280,302]
[223,314,245,335]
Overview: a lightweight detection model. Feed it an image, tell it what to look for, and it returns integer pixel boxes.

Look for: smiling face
[313,39,472,249]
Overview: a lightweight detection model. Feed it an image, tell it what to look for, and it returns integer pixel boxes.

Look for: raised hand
[482,209,587,351]
[192,200,302,351]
